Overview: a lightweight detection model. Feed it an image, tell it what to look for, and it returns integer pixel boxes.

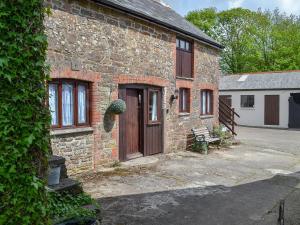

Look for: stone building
[45,0,223,175]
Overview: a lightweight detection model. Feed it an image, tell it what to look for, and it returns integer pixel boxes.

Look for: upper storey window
[176,38,193,78]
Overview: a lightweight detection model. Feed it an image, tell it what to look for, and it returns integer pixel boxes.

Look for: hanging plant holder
[108,99,126,114]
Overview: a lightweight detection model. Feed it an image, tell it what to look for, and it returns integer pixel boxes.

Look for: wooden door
[119,88,143,161]
[220,95,232,108]
[265,95,280,125]
[181,51,192,78]
[144,88,163,156]
[289,94,300,128]
[119,85,163,161]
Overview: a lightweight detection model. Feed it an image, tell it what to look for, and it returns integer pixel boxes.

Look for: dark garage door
[289,93,300,128]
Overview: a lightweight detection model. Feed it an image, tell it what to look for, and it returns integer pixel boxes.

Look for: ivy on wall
[0,1,50,224]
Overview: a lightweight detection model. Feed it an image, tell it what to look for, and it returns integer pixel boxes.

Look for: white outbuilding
[219,71,300,129]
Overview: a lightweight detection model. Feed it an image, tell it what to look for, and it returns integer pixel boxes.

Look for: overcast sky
[163,0,300,16]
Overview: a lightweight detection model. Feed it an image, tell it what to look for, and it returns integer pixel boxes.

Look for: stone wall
[51,131,93,175]
[45,0,221,174]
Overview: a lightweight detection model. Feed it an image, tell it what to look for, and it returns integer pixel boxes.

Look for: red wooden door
[119,88,143,161]
[265,95,280,125]
[126,89,141,156]
[119,85,163,161]
[144,88,163,156]
[220,95,232,108]
[181,51,192,78]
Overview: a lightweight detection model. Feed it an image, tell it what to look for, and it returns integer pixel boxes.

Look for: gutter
[92,0,224,50]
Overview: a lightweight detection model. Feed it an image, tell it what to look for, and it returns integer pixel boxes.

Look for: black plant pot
[55,217,98,225]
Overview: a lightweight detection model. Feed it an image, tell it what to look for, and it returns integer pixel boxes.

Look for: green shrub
[192,141,208,154]
[47,191,99,224]
[0,1,50,224]
[212,125,233,147]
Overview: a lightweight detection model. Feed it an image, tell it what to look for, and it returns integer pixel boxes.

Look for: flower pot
[48,166,61,185]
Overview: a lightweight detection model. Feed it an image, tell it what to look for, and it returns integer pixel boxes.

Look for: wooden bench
[191,127,220,152]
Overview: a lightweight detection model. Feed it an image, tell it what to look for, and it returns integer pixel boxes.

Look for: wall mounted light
[170,89,179,102]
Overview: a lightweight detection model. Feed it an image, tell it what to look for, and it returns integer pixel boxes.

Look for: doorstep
[121,154,160,168]
[92,154,162,175]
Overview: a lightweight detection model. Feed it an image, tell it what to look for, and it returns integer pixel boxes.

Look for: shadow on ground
[98,172,300,225]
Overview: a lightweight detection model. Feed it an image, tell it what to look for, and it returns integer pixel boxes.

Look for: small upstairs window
[176,38,193,78]
[49,79,90,128]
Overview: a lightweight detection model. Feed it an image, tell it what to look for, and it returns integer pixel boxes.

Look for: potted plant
[107,99,126,114]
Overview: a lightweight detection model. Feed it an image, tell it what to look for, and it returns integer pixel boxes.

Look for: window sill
[179,112,190,117]
[240,107,255,110]
[148,122,161,125]
[176,76,194,81]
[200,115,214,119]
[50,127,94,136]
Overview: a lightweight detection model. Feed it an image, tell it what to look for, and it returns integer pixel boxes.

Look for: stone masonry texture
[45,0,222,175]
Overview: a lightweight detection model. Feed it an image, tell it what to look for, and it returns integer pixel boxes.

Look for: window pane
[241,96,246,107]
[185,42,190,51]
[202,91,206,114]
[149,91,158,121]
[180,40,185,49]
[179,88,189,112]
[249,96,254,107]
[176,39,180,48]
[62,82,74,126]
[78,84,87,124]
[182,89,186,111]
[49,84,58,126]
[207,91,211,114]
[241,95,254,108]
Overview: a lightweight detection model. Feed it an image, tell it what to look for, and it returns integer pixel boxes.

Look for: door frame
[118,84,164,161]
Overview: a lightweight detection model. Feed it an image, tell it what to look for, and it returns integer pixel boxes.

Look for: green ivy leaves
[0,1,50,224]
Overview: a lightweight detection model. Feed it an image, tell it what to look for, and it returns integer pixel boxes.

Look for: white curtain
[78,85,86,123]
[62,83,74,126]
[182,89,187,111]
[207,92,211,114]
[202,91,206,114]
[49,84,58,125]
[151,92,158,121]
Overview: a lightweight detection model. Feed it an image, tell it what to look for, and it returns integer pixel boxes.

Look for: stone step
[49,155,68,179]
[48,178,83,195]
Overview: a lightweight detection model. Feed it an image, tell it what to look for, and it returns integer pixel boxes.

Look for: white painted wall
[220,90,300,128]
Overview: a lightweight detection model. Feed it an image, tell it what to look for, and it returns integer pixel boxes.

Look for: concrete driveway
[80,127,300,225]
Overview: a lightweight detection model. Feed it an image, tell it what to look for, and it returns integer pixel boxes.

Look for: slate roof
[220,71,300,91]
[93,0,222,49]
